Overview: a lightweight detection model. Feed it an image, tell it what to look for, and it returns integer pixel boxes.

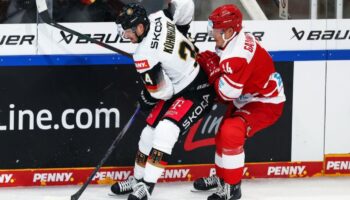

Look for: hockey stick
[70,104,140,200]
[35,0,132,58]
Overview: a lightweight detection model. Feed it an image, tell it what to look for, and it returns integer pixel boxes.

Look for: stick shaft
[36,0,132,58]
[71,105,140,200]
[50,22,132,58]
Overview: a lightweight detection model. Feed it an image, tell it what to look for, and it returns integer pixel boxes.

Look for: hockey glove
[138,88,159,112]
[196,50,221,84]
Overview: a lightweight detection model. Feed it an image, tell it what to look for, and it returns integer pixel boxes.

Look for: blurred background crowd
[0,0,350,23]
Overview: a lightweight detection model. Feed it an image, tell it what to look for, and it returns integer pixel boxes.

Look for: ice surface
[0,177,349,200]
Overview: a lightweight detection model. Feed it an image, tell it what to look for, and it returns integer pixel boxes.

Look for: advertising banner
[0,19,349,187]
[0,64,143,169]
[0,61,293,186]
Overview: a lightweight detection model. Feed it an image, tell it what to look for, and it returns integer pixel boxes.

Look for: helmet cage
[207,20,224,37]
[116,24,137,39]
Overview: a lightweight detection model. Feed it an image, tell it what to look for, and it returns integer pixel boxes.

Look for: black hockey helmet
[116,3,149,30]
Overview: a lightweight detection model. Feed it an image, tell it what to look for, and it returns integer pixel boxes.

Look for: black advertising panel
[0,64,144,169]
[170,62,294,164]
[244,62,294,162]
[0,61,293,170]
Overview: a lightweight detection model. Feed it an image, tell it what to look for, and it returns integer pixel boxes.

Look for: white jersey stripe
[215,153,223,168]
[263,87,278,97]
[233,92,286,109]
[218,77,243,100]
[223,74,243,88]
[222,152,245,169]
[218,89,234,101]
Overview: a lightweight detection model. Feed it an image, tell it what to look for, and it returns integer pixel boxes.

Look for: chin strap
[221,32,239,48]
[135,24,150,43]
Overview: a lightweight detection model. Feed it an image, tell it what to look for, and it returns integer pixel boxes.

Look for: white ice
[0,177,350,200]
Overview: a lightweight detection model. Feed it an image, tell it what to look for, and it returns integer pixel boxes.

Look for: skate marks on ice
[190,187,217,193]
[107,192,129,200]
[43,196,70,200]
[1,177,350,200]
[52,177,350,200]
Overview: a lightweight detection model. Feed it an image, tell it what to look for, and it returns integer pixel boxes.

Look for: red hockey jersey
[214,32,285,108]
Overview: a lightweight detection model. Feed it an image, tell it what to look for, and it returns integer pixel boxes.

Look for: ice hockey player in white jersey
[112,1,215,200]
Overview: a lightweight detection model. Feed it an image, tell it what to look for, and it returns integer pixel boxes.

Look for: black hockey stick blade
[35,0,132,58]
[70,104,141,200]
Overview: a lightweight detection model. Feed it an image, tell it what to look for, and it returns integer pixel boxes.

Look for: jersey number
[144,73,154,85]
[178,41,196,61]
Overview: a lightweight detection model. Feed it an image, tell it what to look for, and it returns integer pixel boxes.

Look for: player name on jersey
[163,22,176,54]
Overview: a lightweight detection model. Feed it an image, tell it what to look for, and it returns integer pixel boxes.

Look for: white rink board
[0,24,37,55]
[325,60,350,154]
[36,22,138,55]
[1,19,350,161]
[292,61,326,161]
[0,19,349,55]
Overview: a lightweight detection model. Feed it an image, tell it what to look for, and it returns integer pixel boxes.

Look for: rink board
[0,162,324,187]
[0,20,350,187]
[1,155,350,187]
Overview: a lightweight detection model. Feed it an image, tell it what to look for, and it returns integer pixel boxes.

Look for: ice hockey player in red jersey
[111,1,215,200]
[193,4,286,200]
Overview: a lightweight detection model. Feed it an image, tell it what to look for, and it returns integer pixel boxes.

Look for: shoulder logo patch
[135,60,150,70]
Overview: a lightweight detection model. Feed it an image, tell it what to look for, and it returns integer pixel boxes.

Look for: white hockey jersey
[133,11,199,100]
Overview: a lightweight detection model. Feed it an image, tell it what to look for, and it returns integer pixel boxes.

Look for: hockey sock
[134,150,148,180]
[143,148,170,183]
[222,146,245,184]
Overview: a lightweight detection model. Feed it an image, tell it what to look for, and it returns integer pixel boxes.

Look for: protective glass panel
[0,0,37,23]
[2,0,349,24]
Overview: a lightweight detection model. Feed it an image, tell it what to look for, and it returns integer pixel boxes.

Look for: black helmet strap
[133,22,150,43]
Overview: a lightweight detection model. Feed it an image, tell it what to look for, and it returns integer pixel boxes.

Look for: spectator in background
[0,0,10,23]
[51,0,119,22]
[0,0,36,23]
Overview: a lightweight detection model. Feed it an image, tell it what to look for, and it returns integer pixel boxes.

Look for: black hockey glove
[176,24,190,37]
[138,88,158,112]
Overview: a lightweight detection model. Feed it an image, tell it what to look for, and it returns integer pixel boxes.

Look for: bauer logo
[92,171,131,181]
[135,60,150,70]
[32,172,73,183]
[58,31,131,44]
[290,27,350,40]
[267,165,306,176]
[0,174,13,183]
[0,35,35,46]
[188,31,264,42]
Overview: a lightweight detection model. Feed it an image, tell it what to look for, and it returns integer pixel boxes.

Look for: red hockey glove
[196,51,221,84]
